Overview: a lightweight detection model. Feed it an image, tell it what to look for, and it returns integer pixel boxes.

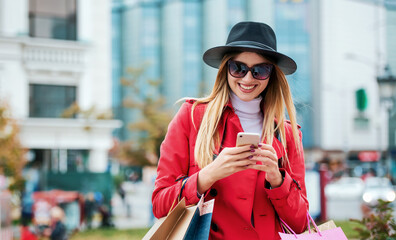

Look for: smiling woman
[151,21,308,240]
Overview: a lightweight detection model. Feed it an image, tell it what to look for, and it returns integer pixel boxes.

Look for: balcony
[19,117,122,149]
[22,37,89,75]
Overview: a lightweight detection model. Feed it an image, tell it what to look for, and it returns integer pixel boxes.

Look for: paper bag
[143,196,214,240]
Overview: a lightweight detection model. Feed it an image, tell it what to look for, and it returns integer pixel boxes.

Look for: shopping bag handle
[279,217,297,238]
[306,212,322,236]
[168,177,190,215]
[279,211,322,238]
[178,177,189,201]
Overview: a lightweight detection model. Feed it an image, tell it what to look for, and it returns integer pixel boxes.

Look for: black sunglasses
[228,60,273,80]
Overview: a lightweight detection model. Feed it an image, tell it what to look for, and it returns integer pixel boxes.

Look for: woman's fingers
[247,163,271,171]
[255,144,278,162]
[218,146,255,163]
[210,146,258,179]
[251,155,278,166]
[211,144,280,181]
[258,143,277,155]
[223,145,253,155]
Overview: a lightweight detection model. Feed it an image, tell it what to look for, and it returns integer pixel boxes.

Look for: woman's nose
[242,70,255,82]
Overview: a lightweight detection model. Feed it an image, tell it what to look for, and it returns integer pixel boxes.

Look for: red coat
[152,100,309,240]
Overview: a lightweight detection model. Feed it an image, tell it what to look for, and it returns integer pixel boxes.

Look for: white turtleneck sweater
[230,92,263,138]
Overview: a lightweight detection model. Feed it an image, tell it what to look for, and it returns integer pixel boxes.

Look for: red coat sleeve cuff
[264,169,293,206]
[181,172,200,205]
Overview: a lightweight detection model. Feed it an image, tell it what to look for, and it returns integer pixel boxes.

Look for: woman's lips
[238,83,257,93]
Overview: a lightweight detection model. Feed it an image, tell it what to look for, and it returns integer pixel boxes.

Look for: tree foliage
[351,200,396,240]
[61,102,113,120]
[61,102,114,131]
[0,101,26,193]
[113,65,173,166]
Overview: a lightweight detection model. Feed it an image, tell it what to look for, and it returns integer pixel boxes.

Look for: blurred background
[0,0,396,239]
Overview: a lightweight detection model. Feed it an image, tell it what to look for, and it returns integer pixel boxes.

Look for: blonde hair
[192,53,301,169]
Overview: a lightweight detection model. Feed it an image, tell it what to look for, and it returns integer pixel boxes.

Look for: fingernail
[248,155,253,159]
[250,149,255,152]
[250,145,255,148]
[258,143,262,147]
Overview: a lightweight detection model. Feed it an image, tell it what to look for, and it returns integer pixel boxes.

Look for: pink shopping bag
[279,212,348,240]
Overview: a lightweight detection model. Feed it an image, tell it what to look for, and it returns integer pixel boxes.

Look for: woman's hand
[248,143,283,188]
[197,145,255,194]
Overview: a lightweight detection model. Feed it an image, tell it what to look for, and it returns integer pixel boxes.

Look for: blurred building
[0,0,121,216]
[384,1,396,180]
[311,0,395,178]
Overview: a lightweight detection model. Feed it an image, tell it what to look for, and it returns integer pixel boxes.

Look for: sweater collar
[229,92,262,115]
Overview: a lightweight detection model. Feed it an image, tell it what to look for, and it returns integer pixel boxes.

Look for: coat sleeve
[151,102,201,218]
[264,124,309,233]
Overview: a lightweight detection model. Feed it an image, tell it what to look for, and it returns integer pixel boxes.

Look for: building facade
[311,0,394,177]
[0,0,121,213]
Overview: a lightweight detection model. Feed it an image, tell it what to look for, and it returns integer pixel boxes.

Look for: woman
[152,21,308,240]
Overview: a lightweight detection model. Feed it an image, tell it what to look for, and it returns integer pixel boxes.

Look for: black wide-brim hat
[203,21,297,75]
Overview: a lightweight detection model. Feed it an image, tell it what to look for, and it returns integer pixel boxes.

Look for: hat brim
[203,45,297,75]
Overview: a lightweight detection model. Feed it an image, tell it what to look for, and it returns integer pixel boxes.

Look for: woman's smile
[238,83,257,92]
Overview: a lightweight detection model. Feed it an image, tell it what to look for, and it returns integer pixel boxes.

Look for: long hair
[192,53,301,169]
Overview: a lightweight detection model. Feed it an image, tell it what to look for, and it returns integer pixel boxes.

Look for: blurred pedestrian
[118,184,131,217]
[98,204,113,228]
[43,206,67,240]
[328,158,346,181]
[361,168,376,181]
[20,218,38,240]
[152,21,308,239]
[84,193,96,229]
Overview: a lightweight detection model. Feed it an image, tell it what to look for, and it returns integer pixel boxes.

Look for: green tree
[0,101,26,193]
[114,65,173,166]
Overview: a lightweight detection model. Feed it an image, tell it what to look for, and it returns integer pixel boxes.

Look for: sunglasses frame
[227,60,274,80]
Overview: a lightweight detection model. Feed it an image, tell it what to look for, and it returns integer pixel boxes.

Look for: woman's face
[227,52,271,102]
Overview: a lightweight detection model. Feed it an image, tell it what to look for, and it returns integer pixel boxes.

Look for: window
[29,0,77,40]
[29,84,76,118]
[29,149,89,173]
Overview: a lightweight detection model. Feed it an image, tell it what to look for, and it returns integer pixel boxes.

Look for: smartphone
[236,132,260,147]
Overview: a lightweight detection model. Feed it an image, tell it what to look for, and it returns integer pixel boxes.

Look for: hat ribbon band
[226,41,276,51]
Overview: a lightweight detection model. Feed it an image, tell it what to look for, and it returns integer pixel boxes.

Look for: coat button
[211,222,218,232]
[209,188,217,197]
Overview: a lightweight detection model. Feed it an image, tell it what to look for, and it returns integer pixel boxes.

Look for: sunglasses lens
[229,61,248,78]
[252,64,273,80]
